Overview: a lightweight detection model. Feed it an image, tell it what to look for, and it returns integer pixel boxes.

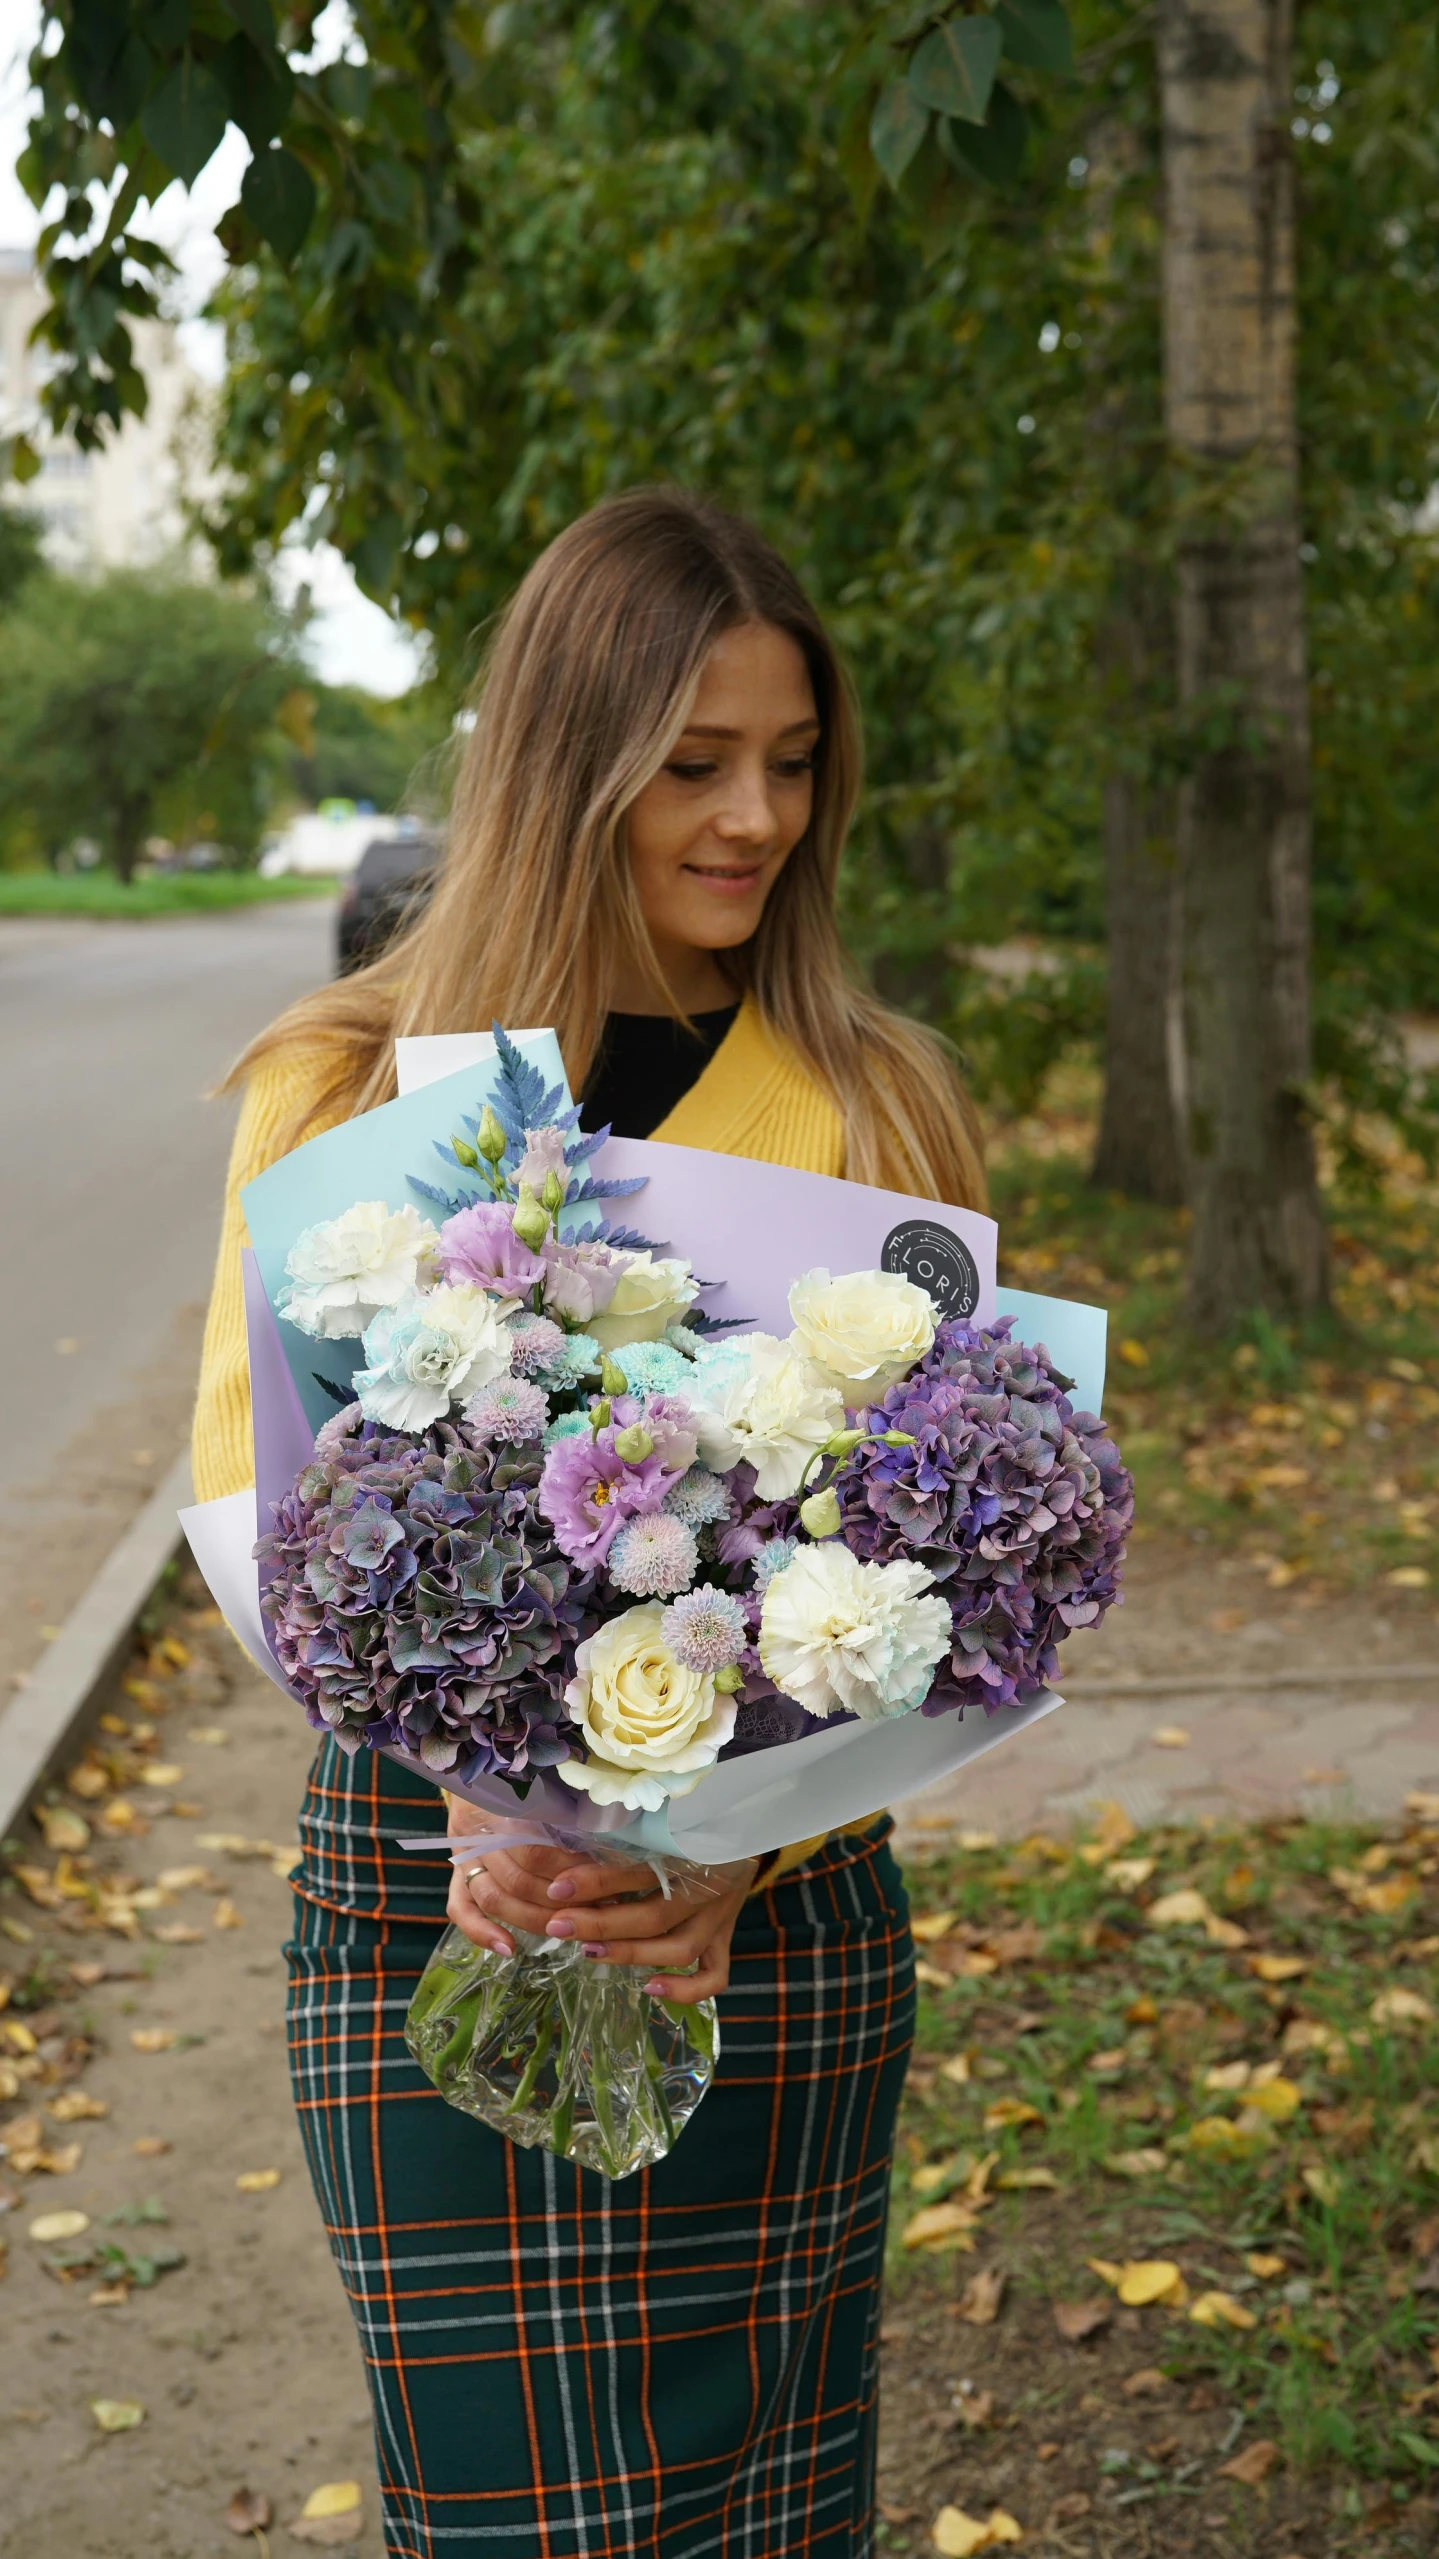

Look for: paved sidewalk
[894,1534,1439,1843]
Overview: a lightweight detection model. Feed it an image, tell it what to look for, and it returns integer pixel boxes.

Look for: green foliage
[0,872,333,916]
[294,683,452,815]
[0,506,44,607]
[0,566,306,876]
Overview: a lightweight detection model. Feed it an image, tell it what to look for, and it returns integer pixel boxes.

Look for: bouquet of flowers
[186,1028,1132,2176]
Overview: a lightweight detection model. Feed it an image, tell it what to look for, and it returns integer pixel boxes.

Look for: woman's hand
[445,1797,758,2004]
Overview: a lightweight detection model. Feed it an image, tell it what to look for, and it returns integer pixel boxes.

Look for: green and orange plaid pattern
[285,1740,915,2557]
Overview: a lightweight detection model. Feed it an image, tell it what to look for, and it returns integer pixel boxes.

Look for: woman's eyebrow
[679,717,822,740]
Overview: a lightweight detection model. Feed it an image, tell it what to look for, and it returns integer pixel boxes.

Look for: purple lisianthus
[514,1124,569,1195]
[831,1318,1133,1717]
[539,1236,627,1326]
[608,1391,700,1475]
[255,1416,592,1785]
[537,1419,680,1566]
[438,1200,546,1297]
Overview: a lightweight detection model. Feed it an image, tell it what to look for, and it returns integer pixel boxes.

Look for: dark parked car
[335,828,440,974]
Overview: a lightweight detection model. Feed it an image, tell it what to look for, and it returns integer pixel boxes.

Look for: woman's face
[624,620,818,997]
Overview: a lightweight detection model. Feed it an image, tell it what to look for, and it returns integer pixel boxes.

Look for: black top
[582,1004,740,1141]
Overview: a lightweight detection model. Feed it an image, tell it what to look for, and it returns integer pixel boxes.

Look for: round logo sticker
[880,1220,980,1320]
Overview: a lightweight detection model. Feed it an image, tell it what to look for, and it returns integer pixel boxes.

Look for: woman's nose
[712,764,776,846]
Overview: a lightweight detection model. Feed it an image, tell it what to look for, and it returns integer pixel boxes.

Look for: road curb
[0,1449,193,1841]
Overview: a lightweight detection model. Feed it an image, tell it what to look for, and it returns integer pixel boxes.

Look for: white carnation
[689,1332,845,1502]
[278,1200,439,1341]
[787,1266,936,1409]
[758,1545,952,1722]
[353,1283,513,1432]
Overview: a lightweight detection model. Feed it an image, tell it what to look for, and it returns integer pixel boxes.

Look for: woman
[194,487,986,2559]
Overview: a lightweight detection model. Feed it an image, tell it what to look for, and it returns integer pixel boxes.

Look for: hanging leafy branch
[7,2,1072,482]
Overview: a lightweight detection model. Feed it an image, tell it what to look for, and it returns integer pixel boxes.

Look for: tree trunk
[1091,580,1185,1204]
[1159,0,1329,1328]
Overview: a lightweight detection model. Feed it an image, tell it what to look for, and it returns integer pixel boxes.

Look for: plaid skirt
[285,1739,915,2559]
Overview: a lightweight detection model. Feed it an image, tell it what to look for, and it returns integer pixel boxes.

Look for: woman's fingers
[446,1867,514,1956]
[643,1930,732,2005]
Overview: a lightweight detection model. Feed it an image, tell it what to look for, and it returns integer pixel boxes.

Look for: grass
[881,1805,1439,2549]
[989,1067,1439,1604]
[0,869,337,919]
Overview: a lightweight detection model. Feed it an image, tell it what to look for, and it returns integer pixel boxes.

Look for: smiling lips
[684,862,767,897]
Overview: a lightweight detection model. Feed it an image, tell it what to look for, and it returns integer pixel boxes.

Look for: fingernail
[582,1942,607,1959]
[545,1916,575,1939]
[547,1878,576,1903]
[643,1979,666,1996]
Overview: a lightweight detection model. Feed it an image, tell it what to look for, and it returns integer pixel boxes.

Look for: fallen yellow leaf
[1118,1338,1149,1367]
[235,2169,282,2193]
[138,1764,184,1788]
[1189,2290,1258,2331]
[1189,2115,1270,2159]
[156,1866,213,1894]
[1246,2253,1287,2280]
[910,1910,958,1944]
[91,2398,145,2433]
[956,2265,1006,2326]
[1372,1987,1433,2028]
[1104,2148,1169,2179]
[1387,1566,1430,1589]
[995,2166,1059,2191]
[37,1806,90,1854]
[1243,2076,1302,2123]
[903,2201,979,2251]
[933,2507,1023,2556]
[1151,1727,1191,1749]
[983,2097,1042,2132]
[301,2483,363,2520]
[1117,2259,1187,2308]
[1302,2162,1341,2206]
[1104,1857,1156,1891]
[957,1830,997,1852]
[213,1898,244,1931]
[940,2054,971,2087]
[28,2208,89,2243]
[1076,1802,1136,1865]
[130,2028,177,2054]
[1204,2060,1251,2092]
[1147,1889,1210,1929]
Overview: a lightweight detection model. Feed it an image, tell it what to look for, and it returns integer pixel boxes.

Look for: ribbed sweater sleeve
[190,1047,349,1504]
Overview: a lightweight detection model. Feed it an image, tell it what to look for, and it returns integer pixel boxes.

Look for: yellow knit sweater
[191,996,865,1878]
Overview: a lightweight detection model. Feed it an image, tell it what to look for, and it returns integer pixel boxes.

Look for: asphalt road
[0,899,336,1510]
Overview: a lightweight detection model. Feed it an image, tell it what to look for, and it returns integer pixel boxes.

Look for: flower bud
[799,1486,842,1540]
[541,1166,566,1216]
[713,1664,744,1694]
[599,1355,630,1399]
[476,1105,506,1164]
[589,1398,611,1431]
[882,1431,917,1447]
[822,1428,868,1459]
[511,1183,550,1251]
[612,1424,654,1464]
[451,1135,479,1169]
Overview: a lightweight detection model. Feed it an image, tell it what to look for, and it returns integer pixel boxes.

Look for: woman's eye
[665,760,718,781]
[773,754,816,779]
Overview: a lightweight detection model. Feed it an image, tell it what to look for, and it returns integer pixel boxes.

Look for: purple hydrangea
[830,1318,1132,1716]
[609,1512,699,1599]
[255,1417,591,1784]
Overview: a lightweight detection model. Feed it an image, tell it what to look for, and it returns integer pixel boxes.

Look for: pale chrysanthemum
[464,1377,550,1442]
[660,1584,748,1675]
[506,1313,567,1379]
[663,1464,733,1529]
[608,1511,699,1599]
[750,1536,798,1592]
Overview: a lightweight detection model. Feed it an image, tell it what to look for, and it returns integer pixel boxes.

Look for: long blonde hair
[234,487,986,1207]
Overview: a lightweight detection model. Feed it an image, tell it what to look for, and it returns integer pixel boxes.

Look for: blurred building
[0,247,211,571]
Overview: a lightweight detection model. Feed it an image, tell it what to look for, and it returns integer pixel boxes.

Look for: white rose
[690,1333,846,1501]
[787,1266,936,1410]
[758,1544,952,1722]
[353,1282,513,1432]
[558,1604,737,1811]
[587,1253,699,1353]
[278,1200,439,1340]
